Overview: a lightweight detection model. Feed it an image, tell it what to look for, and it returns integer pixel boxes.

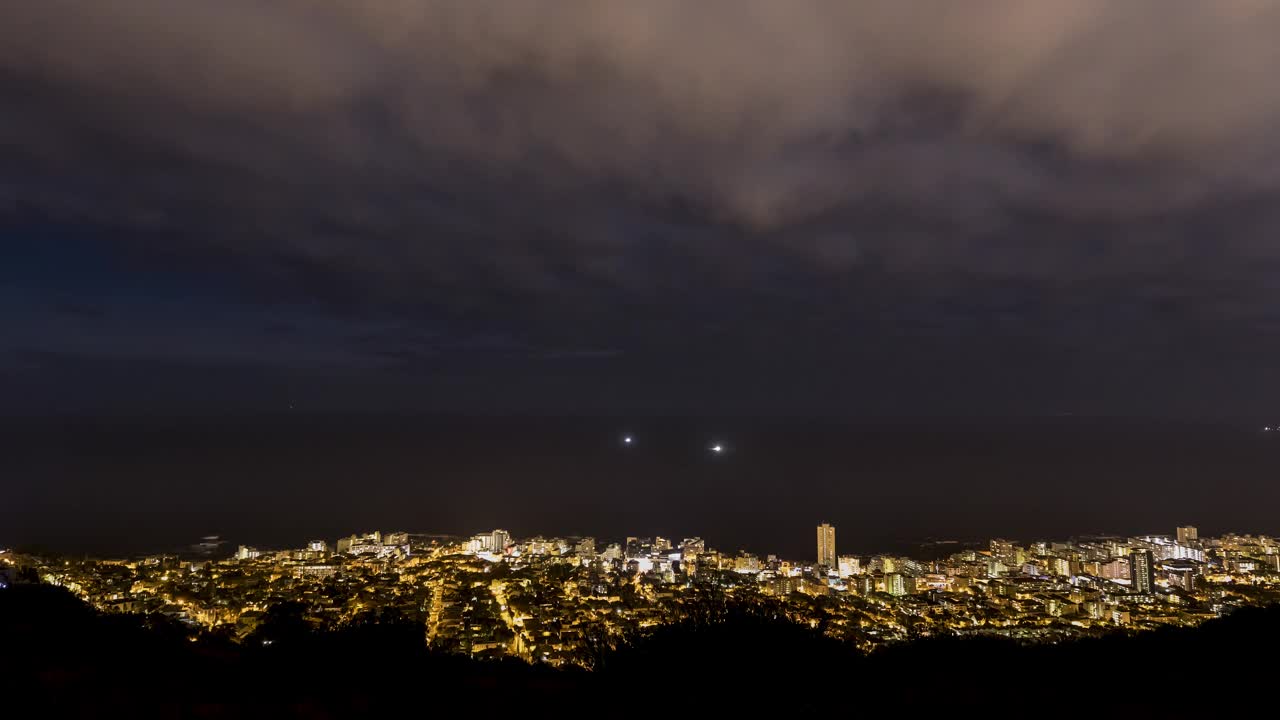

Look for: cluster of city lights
[17,520,1280,671]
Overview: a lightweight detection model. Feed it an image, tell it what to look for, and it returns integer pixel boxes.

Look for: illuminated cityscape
[8,523,1280,668]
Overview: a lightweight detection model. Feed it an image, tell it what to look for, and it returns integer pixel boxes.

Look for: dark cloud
[3,2,1280,417]
[6,2,1280,241]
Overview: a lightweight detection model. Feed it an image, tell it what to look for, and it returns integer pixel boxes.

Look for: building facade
[817,523,836,569]
[1129,549,1155,594]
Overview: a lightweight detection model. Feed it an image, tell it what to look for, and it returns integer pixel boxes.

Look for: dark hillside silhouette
[3,584,1273,717]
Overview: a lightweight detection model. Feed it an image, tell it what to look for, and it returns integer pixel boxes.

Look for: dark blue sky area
[3,222,1276,420]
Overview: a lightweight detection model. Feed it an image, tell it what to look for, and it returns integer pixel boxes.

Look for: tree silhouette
[249,600,312,647]
[6,582,1280,716]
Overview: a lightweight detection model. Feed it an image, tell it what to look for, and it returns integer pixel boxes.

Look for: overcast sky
[4,1,1280,418]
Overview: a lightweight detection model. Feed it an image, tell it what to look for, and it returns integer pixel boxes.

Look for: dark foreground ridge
[2,584,1274,718]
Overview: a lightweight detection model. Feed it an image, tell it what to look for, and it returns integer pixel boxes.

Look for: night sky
[4,2,1280,555]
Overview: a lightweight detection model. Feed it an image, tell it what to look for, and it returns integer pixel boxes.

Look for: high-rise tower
[817,523,836,569]
[1129,549,1155,594]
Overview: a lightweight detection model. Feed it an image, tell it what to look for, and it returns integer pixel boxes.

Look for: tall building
[990,539,1016,561]
[1177,570,1197,592]
[465,534,492,554]
[490,529,511,554]
[1176,526,1199,545]
[817,523,836,568]
[837,556,861,578]
[1100,558,1130,580]
[1129,549,1155,594]
[733,552,760,573]
[885,573,909,597]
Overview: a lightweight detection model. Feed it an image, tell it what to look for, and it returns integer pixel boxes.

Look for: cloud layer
[7,2,1280,232]
[4,1,1280,406]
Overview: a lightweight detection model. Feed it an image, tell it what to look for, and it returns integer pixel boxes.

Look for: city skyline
[9,518,1244,565]
[11,518,1277,669]
[15,520,1223,571]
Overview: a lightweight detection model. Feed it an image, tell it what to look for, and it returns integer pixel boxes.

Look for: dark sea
[5,415,1278,559]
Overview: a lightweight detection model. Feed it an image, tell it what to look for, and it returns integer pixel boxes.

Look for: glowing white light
[711,444,724,454]
[623,435,634,445]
